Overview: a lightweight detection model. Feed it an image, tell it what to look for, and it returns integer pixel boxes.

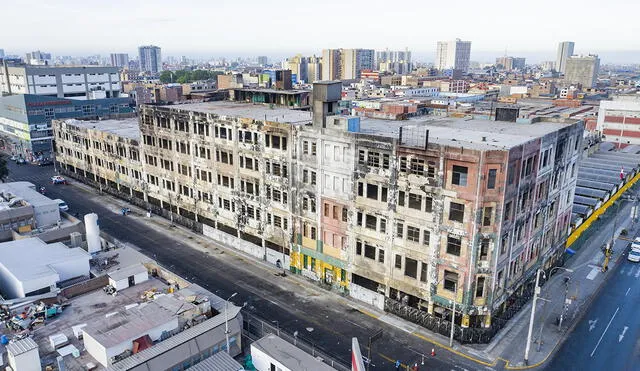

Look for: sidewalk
[71,179,637,370]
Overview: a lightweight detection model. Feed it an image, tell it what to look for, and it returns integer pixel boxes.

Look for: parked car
[38,159,54,166]
[53,199,69,212]
[628,249,640,263]
[16,158,26,165]
[51,175,67,184]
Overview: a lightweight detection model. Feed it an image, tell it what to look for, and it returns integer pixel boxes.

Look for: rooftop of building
[251,334,337,371]
[358,115,581,150]
[61,118,141,140]
[0,237,90,286]
[157,101,313,125]
[0,181,58,208]
[230,87,311,95]
[184,351,244,371]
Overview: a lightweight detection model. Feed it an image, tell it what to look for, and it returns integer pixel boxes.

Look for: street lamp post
[524,266,573,364]
[449,283,457,347]
[225,292,237,353]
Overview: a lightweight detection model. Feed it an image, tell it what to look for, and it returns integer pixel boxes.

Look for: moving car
[16,158,26,165]
[53,199,69,212]
[628,249,640,263]
[51,175,67,185]
[38,159,54,166]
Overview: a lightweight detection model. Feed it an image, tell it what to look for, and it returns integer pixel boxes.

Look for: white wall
[8,348,41,371]
[251,344,291,371]
[203,224,263,260]
[49,252,90,281]
[134,271,149,285]
[83,330,108,367]
[349,283,385,310]
[103,318,178,367]
[109,277,129,291]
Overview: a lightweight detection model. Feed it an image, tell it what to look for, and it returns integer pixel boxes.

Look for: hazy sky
[3,0,640,63]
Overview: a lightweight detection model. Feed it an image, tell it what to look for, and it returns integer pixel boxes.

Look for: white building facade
[436,39,471,72]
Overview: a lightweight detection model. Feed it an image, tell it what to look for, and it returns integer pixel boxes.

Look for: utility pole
[224,292,237,353]
[558,277,571,330]
[450,283,457,347]
[366,329,383,371]
[524,269,544,365]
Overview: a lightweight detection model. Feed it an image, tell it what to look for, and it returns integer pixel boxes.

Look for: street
[544,249,640,371]
[6,161,487,370]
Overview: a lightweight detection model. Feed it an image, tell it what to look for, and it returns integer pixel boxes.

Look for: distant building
[597,96,640,147]
[138,45,162,74]
[110,53,129,68]
[257,56,268,66]
[0,64,122,99]
[564,55,600,88]
[376,48,412,74]
[322,48,375,80]
[436,39,471,73]
[555,41,575,74]
[0,49,5,58]
[0,93,133,158]
[25,50,52,65]
[496,56,526,71]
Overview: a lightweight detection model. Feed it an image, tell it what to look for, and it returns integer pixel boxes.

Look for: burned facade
[53,82,583,336]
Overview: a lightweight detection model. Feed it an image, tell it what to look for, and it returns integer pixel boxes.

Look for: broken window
[408,193,422,210]
[483,207,493,226]
[395,255,402,269]
[444,271,458,291]
[487,169,497,189]
[364,244,376,260]
[452,165,468,186]
[449,202,465,223]
[475,277,485,298]
[366,184,379,200]
[446,235,462,256]
[479,238,489,261]
[404,258,417,279]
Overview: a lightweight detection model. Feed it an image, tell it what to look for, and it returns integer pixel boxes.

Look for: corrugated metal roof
[107,263,148,282]
[107,306,242,371]
[6,337,38,355]
[251,334,337,371]
[187,351,243,371]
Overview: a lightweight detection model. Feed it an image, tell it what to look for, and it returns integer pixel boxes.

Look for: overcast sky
[3,0,639,63]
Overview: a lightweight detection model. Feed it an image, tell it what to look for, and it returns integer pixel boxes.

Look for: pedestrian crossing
[619,264,640,277]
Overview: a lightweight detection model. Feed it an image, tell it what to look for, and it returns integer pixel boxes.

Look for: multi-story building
[597,95,640,147]
[54,118,144,198]
[436,39,471,73]
[321,49,375,80]
[0,49,5,58]
[138,45,162,74]
[110,53,129,68]
[25,50,52,65]
[0,94,133,158]
[0,64,122,99]
[555,41,575,74]
[376,48,412,74]
[283,55,309,84]
[53,82,583,334]
[564,55,600,88]
[257,56,268,66]
[496,56,526,71]
[307,55,322,83]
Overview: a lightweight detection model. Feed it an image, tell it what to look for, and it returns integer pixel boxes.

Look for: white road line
[587,267,599,280]
[620,266,626,275]
[626,287,631,296]
[628,266,634,276]
[591,307,619,357]
[636,267,640,278]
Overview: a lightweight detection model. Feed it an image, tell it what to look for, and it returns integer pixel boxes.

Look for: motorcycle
[39,186,46,195]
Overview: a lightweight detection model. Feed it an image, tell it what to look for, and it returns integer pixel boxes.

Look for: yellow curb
[357,308,380,320]
[411,331,497,367]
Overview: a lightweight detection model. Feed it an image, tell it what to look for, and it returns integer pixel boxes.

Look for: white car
[54,199,69,212]
[628,249,640,263]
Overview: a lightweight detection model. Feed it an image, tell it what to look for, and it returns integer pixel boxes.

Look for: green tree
[159,71,174,83]
[0,155,8,182]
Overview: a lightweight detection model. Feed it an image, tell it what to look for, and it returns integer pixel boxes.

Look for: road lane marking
[628,266,634,276]
[636,267,640,278]
[620,266,626,275]
[618,326,628,343]
[589,319,598,332]
[587,267,599,280]
[591,307,619,357]
[626,287,631,296]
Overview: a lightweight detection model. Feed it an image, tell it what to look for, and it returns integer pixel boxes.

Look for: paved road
[545,247,640,371]
[7,162,487,370]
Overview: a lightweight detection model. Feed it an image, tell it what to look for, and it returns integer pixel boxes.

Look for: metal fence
[242,312,351,371]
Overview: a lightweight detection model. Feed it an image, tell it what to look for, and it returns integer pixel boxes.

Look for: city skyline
[2,0,639,64]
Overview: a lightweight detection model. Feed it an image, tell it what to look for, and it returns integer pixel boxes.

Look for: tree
[159,71,174,83]
[0,155,8,182]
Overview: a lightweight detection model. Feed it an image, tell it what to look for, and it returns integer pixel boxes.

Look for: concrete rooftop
[159,101,313,125]
[63,118,141,140]
[359,116,580,150]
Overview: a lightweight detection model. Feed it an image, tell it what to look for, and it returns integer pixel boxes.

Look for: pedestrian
[395,360,401,370]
